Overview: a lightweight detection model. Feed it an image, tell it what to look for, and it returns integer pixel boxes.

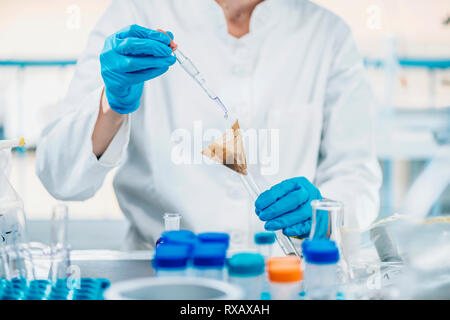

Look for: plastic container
[192,243,227,280]
[302,239,339,300]
[153,244,189,277]
[227,253,265,300]
[162,230,197,255]
[197,232,230,250]
[254,232,276,259]
[268,257,302,300]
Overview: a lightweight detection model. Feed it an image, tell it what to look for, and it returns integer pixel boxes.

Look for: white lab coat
[36,0,382,250]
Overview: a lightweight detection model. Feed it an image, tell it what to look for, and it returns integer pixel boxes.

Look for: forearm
[92,87,127,157]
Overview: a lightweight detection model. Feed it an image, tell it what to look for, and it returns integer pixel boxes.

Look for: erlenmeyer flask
[0,205,35,280]
[0,145,35,280]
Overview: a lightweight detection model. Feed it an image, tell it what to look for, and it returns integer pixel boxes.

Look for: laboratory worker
[37,0,382,250]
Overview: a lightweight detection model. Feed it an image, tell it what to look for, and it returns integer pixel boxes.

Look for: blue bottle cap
[153,244,190,269]
[254,232,276,245]
[197,232,230,249]
[163,230,197,254]
[302,239,339,264]
[192,243,227,268]
[227,253,265,277]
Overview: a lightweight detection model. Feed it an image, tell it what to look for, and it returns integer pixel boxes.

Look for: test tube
[163,213,182,231]
[156,213,182,247]
[49,204,71,283]
[239,172,301,257]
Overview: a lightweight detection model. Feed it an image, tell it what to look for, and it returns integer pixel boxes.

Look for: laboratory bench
[34,250,155,283]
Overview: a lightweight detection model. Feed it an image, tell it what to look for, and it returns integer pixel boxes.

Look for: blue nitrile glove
[100,24,176,114]
[255,177,324,238]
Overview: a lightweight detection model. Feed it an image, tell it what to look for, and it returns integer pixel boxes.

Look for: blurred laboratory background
[0,0,449,249]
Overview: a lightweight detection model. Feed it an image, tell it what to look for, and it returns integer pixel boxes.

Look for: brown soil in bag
[201,120,248,175]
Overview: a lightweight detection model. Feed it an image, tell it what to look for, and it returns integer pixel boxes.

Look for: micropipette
[0,138,25,150]
[157,29,229,119]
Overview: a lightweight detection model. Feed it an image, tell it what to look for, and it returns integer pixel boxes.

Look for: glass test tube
[239,172,301,257]
[310,199,348,281]
[49,204,71,283]
[163,213,182,231]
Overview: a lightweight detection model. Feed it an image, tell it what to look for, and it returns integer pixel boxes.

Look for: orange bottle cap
[156,28,178,51]
[267,256,301,267]
[267,257,302,283]
[268,263,303,283]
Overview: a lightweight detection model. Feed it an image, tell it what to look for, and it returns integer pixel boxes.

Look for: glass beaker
[310,199,345,256]
[310,199,347,281]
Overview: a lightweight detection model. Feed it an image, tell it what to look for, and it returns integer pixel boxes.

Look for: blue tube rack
[0,278,110,300]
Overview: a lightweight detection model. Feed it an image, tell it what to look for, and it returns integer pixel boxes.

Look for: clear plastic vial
[155,213,182,247]
[302,239,340,300]
[153,244,189,277]
[268,256,302,300]
[227,253,265,300]
[254,232,276,299]
[192,243,227,280]
[254,232,276,259]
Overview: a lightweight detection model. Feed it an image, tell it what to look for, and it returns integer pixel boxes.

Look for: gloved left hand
[255,177,323,238]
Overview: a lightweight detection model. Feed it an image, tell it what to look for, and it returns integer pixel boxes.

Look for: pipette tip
[214,97,229,120]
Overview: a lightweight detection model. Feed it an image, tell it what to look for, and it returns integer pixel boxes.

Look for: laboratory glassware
[227,253,265,300]
[155,212,182,247]
[310,199,344,253]
[0,138,35,280]
[240,172,301,257]
[302,239,339,300]
[48,203,71,284]
[268,256,302,300]
[156,29,229,119]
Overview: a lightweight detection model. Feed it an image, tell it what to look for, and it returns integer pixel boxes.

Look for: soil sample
[201,120,248,175]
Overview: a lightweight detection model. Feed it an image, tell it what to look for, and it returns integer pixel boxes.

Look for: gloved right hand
[100,24,176,114]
